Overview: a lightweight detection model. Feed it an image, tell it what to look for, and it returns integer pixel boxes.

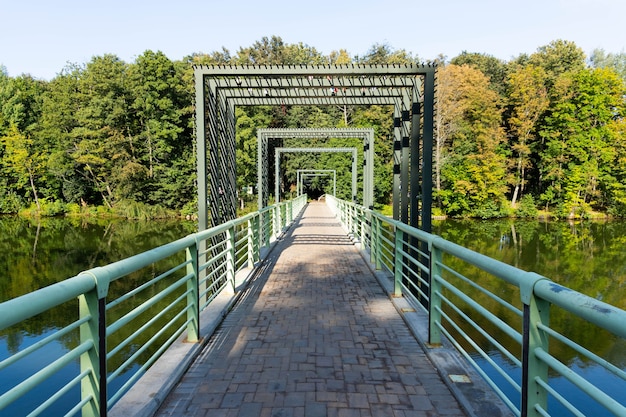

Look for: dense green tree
[506,65,549,207]
[127,50,192,207]
[70,54,131,208]
[235,36,325,66]
[0,74,48,209]
[528,39,586,86]
[355,43,419,65]
[590,48,626,81]
[436,65,508,217]
[451,52,509,96]
[539,68,626,216]
[1,37,625,219]
[1,124,44,210]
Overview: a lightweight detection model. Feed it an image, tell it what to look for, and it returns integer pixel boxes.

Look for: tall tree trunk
[28,167,40,211]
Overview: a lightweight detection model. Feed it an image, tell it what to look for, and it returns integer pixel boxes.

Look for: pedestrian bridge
[1,196,625,417]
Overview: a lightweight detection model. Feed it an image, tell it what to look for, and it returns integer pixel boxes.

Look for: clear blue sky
[1,0,625,80]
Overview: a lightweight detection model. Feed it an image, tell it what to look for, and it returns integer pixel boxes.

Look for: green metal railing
[0,195,306,417]
[327,195,626,417]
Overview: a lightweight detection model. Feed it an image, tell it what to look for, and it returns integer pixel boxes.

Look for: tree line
[1,36,625,219]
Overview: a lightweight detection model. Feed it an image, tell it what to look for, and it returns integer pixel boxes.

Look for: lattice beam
[194,64,435,232]
[256,128,374,210]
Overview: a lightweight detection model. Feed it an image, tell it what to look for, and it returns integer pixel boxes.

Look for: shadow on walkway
[155,202,467,417]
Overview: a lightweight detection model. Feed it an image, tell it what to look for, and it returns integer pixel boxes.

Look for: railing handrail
[342,197,626,339]
[326,194,626,417]
[0,194,307,417]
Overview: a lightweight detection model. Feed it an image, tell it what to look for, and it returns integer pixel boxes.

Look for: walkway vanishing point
[148,202,489,417]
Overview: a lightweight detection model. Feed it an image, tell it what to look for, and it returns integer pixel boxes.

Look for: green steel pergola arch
[297,170,337,197]
[194,64,436,231]
[274,147,357,203]
[257,128,374,210]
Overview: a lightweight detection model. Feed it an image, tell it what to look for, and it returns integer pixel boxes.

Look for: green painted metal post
[359,209,365,243]
[393,227,404,298]
[79,289,102,417]
[185,243,199,342]
[428,242,443,346]
[374,217,383,270]
[369,215,377,265]
[522,295,550,417]
[348,205,354,237]
[248,216,259,268]
[288,201,293,223]
[226,228,236,292]
[273,205,280,238]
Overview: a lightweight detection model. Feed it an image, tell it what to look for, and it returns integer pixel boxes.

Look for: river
[1,216,624,416]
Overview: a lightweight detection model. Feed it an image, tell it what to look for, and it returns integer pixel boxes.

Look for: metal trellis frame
[273,148,357,203]
[296,169,336,197]
[194,64,436,232]
[256,128,374,211]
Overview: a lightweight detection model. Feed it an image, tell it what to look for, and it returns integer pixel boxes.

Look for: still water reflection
[432,218,626,416]
[0,216,196,416]
[432,219,626,309]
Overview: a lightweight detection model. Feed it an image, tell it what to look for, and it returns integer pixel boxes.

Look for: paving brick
[153,203,466,417]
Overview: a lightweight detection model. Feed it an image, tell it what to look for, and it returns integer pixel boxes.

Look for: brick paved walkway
[155,202,467,417]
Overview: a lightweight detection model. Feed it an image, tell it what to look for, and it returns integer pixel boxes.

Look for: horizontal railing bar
[534,280,626,339]
[107,289,191,360]
[436,275,523,345]
[536,323,626,381]
[200,248,229,271]
[534,377,585,417]
[0,275,95,330]
[534,347,626,416]
[201,263,226,282]
[107,273,191,336]
[438,293,522,368]
[27,369,91,417]
[106,260,191,311]
[397,248,429,275]
[0,341,93,411]
[107,317,190,408]
[436,322,521,416]
[200,280,226,300]
[429,237,533,289]
[438,261,523,319]
[80,235,198,291]
[108,307,189,384]
[438,306,522,392]
[0,316,89,371]
[65,395,92,417]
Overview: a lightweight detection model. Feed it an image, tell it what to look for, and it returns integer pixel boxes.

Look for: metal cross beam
[274,148,357,204]
[194,64,435,233]
[257,128,374,210]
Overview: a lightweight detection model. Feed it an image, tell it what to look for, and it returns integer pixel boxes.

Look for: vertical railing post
[226,226,236,292]
[185,241,199,342]
[287,200,293,223]
[79,287,103,417]
[259,210,267,249]
[360,209,367,244]
[248,216,259,268]
[370,215,377,265]
[374,217,383,270]
[349,205,355,239]
[282,203,287,229]
[521,276,549,417]
[428,240,443,346]
[273,205,280,239]
[393,227,404,298]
